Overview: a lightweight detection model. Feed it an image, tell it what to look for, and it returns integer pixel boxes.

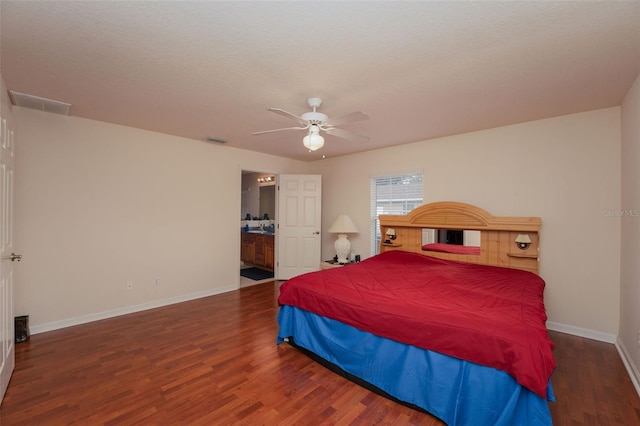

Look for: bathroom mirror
[259,185,275,220]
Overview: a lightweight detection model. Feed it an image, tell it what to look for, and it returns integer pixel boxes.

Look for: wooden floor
[1,281,639,425]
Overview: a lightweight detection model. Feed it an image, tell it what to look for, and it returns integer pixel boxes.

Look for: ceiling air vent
[9,91,71,116]
[204,136,227,144]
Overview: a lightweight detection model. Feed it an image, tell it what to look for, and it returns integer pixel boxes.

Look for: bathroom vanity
[241,231,274,271]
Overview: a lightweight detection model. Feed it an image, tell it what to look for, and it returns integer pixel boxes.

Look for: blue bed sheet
[277,305,554,426]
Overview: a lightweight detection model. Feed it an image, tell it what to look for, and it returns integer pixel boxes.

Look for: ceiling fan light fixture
[303,133,324,151]
[301,111,328,122]
[254,97,370,150]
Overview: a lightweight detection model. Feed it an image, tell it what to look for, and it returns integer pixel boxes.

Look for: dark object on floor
[15,315,29,343]
[241,267,274,281]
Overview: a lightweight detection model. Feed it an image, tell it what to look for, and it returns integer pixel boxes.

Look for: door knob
[10,253,22,262]
[313,231,320,235]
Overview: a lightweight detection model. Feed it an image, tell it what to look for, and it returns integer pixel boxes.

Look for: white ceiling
[1,1,639,161]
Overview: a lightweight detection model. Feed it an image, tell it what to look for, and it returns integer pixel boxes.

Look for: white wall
[13,107,306,331]
[10,88,626,343]
[619,73,640,389]
[314,108,622,338]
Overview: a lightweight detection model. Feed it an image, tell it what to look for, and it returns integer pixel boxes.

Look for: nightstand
[320,260,353,270]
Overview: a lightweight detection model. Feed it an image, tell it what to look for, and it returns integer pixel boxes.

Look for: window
[370,172,423,255]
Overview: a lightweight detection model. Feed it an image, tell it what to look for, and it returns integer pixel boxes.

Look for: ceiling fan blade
[324,127,370,143]
[268,108,309,126]
[252,126,308,136]
[324,111,370,127]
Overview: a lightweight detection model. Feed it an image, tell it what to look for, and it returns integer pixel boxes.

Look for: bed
[277,201,555,425]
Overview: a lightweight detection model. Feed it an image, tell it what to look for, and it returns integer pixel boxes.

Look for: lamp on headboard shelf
[328,214,359,263]
[515,234,532,250]
[384,228,396,244]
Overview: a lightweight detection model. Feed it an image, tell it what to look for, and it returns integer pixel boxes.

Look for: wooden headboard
[378,201,541,274]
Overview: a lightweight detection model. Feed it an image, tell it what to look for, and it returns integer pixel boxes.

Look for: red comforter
[278,250,556,398]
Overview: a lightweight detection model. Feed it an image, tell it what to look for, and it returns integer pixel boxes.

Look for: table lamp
[328,214,359,263]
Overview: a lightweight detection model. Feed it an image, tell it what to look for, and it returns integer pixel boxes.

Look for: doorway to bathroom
[240,171,276,287]
[240,172,322,284]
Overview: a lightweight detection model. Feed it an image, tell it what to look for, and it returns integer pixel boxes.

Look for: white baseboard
[29,285,237,335]
[547,321,640,398]
[616,338,640,398]
[546,321,617,343]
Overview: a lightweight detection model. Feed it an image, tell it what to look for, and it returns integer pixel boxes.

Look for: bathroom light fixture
[384,228,396,244]
[515,234,532,250]
[257,176,274,183]
[303,124,325,151]
[328,214,358,263]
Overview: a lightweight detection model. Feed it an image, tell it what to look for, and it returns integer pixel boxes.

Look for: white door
[0,117,16,401]
[277,174,322,280]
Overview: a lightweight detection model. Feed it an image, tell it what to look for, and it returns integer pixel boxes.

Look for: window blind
[370,173,423,255]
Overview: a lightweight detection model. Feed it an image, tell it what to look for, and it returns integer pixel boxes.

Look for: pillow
[421,243,481,256]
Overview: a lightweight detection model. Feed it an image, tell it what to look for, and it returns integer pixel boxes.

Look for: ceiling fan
[252,97,370,151]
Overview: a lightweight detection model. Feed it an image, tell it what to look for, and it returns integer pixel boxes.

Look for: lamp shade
[385,228,396,236]
[515,233,532,250]
[328,215,359,234]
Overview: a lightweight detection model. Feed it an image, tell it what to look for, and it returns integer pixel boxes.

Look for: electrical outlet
[126,281,134,290]
[154,277,160,287]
